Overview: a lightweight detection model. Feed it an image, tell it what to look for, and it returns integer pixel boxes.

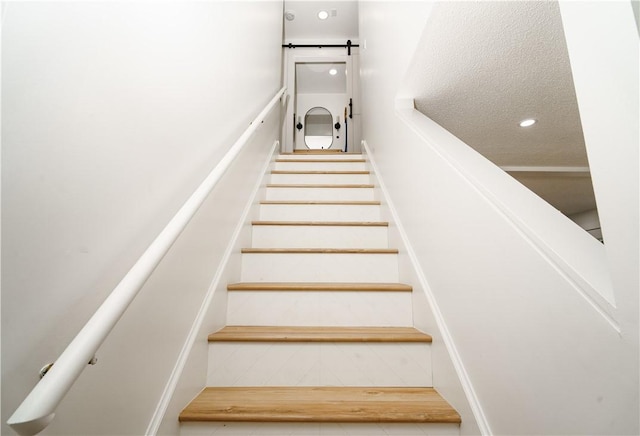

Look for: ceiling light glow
[318,10,329,20]
[329,68,337,75]
[519,118,537,127]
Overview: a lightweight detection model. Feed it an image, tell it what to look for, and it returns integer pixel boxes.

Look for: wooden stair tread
[271,170,370,175]
[288,150,348,154]
[275,159,366,163]
[267,184,374,188]
[179,151,463,429]
[179,386,460,423]
[252,221,388,227]
[260,200,381,205]
[227,282,412,292]
[241,248,398,254]
[208,326,432,342]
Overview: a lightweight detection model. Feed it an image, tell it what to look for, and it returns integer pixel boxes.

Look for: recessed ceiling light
[519,118,537,127]
[329,68,337,76]
[318,10,329,20]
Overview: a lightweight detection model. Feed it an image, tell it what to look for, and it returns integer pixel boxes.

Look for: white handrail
[7,86,287,436]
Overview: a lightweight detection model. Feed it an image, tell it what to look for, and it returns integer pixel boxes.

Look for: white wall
[558,0,639,356]
[358,3,480,435]
[360,1,638,435]
[1,2,283,434]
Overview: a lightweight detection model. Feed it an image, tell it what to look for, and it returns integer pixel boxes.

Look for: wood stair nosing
[179,386,461,424]
[266,183,374,189]
[227,282,412,292]
[251,221,388,227]
[208,326,432,343]
[286,150,347,154]
[240,248,398,254]
[260,200,381,205]
[271,170,370,175]
[275,158,366,163]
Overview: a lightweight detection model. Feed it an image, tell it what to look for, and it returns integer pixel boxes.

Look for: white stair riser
[259,204,381,222]
[274,162,367,171]
[240,253,399,282]
[181,422,460,436]
[252,225,388,248]
[278,154,364,160]
[266,187,375,201]
[270,173,370,184]
[207,342,432,387]
[182,152,455,436]
[227,291,413,327]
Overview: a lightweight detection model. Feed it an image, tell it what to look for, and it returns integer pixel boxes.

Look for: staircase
[179,152,461,435]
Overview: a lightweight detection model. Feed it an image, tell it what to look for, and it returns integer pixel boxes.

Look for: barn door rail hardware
[283,40,359,55]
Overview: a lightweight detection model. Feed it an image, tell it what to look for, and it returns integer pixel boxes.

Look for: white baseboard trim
[145,140,279,435]
[362,139,492,436]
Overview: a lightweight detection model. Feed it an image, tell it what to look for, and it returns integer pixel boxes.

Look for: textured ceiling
[403,1,596,216]
[407,1,587,167]
[283,0,359,44]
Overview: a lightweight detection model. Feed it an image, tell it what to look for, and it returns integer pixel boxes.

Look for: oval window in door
[304,107,333,149]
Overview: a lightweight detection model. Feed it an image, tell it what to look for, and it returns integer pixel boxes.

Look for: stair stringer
[362,141,484,436]
[150,141,282,435]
